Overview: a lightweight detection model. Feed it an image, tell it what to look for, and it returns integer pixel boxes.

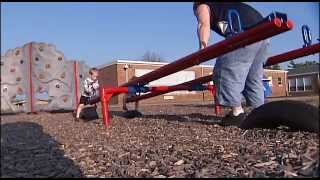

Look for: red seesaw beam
[125,42,320,120]
[125,42,319,104]
[101,18,294,127]
[126,75,212,102]
[100,82,215,127]
[125,75,221,115]
[264,43,320,66]
[97,42,320,106]
[100,75,211,124]
[121,18,293,87]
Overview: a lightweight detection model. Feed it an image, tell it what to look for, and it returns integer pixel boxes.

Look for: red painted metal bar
[207,85,222,116]
[265,43,320,66]
[103,87,129,94]
[125,75,222,116]
[101,83,217,127]
[122,18,292,87]
[126,75,212,103]
[122,20,298,120]
[73,61,79,110]
[124,20,294,104]
[112,41,318,107]
[101,18,294,128]
[126,39,319,106]
[99,86,129,126]
[126,42,319,119]
[100,87,110,127]
[150,85,191,92]
[28,42,34,113]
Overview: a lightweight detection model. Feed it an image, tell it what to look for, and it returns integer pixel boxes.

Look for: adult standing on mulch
[193,2,270,126]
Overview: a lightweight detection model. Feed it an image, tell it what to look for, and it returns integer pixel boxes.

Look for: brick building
[98,60,288,105]
[263,69,288,97]
[287,64,320,96]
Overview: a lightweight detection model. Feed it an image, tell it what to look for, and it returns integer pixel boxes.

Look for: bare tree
[142,50,163,62]
[287,60,319,69]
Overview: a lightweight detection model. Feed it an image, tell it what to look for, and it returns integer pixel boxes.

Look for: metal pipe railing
[265,43,320,66]
[100,16,294,128]
[122,18,292,87]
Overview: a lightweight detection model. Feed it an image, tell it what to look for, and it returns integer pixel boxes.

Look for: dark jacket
[193,2,263,37]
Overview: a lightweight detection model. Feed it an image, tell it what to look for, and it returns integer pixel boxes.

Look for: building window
[297,78,304,91]
[289,79,296,92]
[304,77,313,91]
[278,77,282,85]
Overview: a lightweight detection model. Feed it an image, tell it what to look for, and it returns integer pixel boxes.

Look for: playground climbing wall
[0,42,91,114]
[1,44,30,113]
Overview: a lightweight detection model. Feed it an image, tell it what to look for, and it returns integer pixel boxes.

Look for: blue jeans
[213,39,270,108]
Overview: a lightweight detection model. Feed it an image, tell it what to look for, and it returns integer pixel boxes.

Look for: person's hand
[93,83,99,89]
[200,41,208,50]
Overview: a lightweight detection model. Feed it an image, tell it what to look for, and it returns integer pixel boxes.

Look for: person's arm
[195,4,211,50]
[93,80,99,90]
[83,79,92,95]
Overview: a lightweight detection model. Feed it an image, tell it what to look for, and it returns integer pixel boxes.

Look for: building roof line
[98,59,289,72]
[288,72,319,77]
[264,69,288,72]
[97,59,214,69]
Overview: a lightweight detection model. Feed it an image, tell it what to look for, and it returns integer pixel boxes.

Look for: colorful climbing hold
[38,73,45,80]
[3,86,8,92]
[17,87,23,94]
[60,72,66,79]
[62,96,68,102]
[37,86,43,92]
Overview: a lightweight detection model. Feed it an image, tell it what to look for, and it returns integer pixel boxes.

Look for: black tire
[80,106,99,120]
[239,100,319,133]
[123,110,143,119]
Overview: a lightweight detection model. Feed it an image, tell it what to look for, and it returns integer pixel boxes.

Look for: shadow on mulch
[1,122,85,178]
[111,110,222,125]
[49,109,74,113]
[0,112,24,116]
[173,104,216,108]
[109,110,315,133]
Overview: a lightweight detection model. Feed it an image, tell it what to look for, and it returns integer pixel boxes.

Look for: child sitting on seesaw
[74,67,100,121]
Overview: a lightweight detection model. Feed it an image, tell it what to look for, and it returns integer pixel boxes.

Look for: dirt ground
[1,96,319,178]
